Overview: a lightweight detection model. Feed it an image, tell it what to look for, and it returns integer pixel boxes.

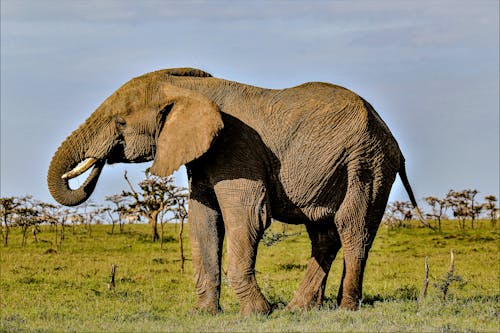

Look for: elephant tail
[399,158,435,230]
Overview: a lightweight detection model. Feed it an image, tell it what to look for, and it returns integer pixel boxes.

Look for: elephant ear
[150,84,224,177]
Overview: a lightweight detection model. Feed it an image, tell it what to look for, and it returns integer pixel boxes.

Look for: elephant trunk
[47,125,105,206]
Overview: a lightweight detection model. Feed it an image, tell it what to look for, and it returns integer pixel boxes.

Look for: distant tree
[56,208,72,243]
[446,190,468,230]
[122,170,176,242]
[78,202,92,236]
[36,201,60,246]
[445,189,482,229]
[463,189,480,228]
[89,206,109,230]
[68,213,84,235]
[10,196,46,246]
[384,201,414,228]
[470,203,484,227]
[483,195,498,227]
[424,196,447,232]
[77,201,104,237]
[105,194,129,234]
[0,197,22,246]
[15,207,39,246]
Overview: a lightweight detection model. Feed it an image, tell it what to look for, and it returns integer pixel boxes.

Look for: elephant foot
[240,295,271,316]
[236,287,271,316]
[286,290,324,311]
[195,303,222,315]
[287,275,326,311]
[230,275,271,315]
[195,290,222,314]
[338,295,361,311]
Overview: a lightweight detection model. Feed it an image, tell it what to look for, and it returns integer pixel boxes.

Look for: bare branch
[123,170,138,196]
[419,256,429,304]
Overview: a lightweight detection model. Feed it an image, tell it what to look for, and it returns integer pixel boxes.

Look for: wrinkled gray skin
[48,68,420,315]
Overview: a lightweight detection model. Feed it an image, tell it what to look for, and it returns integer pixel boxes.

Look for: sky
[1,1,499,208]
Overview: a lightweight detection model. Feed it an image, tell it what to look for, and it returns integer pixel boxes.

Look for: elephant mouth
[106,143,156,165]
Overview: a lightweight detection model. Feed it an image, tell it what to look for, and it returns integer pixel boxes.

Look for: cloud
[0,1,444,23]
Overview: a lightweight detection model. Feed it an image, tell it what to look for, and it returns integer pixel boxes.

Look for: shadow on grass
[363,284,420,306]
[114,229,177,243]
[363,291,500,307]
[264,285,422,311]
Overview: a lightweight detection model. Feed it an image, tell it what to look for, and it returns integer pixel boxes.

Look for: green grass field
[1,220,499,332]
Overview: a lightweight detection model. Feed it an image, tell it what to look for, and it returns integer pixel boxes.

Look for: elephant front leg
[215,181,272,316]
[287,222,341,310]
[189,197,224,314]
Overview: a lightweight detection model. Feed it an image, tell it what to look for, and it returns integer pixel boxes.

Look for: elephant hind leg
[335,167,395,310]
[287,222,341,310]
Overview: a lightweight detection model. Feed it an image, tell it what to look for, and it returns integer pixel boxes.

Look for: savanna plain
[1,220,499,332]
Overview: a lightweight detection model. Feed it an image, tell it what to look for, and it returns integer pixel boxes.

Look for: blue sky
[1,1,498,206]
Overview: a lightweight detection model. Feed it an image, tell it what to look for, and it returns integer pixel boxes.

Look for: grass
[1,220,499,332]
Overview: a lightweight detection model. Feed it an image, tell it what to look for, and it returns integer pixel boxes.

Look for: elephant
[48,67,426,315]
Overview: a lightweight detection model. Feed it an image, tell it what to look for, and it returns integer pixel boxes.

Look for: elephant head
[47,68,223,206]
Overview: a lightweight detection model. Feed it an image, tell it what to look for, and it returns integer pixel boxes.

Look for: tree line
[385,189,498,231]
[1,181,498,249]
[1,172,186,244]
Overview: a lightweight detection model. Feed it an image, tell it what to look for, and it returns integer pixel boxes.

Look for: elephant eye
[115,117,127,130]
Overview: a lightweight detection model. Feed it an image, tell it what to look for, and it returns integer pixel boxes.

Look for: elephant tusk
[62,158,98,180]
